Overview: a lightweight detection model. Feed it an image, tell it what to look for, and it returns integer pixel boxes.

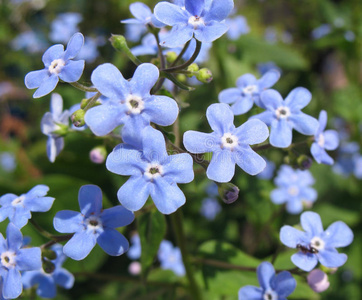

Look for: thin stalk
[84,92,102,112]
[172,40,191,66]
[41,234,74,249]
[151,31,167,94]
[29,219,54,239]
[69,82,98,92]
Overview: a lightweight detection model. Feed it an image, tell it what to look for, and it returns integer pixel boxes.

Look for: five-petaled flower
[0,185,55,228]
[280,211,353,271]
[311,110,339,165]
[183,103,269,183]
[251,87,319,148]
[158,240,185,276]
[106,126,194,214]
[154,0,234,47]
[25,32,85,98]
[53,184,134,260]
[238,261,296,300]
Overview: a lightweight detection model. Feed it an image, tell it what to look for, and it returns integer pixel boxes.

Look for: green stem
[69,82,98,92]
[170,211,202,300]
[84,92,102,112]
[172,40,191,66]
[109,34,142,66]
[29,219,54,239]
[41,234,74,249]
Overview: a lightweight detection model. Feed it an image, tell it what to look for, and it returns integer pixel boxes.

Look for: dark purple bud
[217,183,239,204]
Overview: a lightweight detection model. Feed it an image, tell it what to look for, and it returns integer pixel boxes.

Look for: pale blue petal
[205,0,233,22]
[144,95,179,126]
[270,188,287,204]
[301,211,324,236]
[130,63,159,97]
[318,250,347,268]
[207,150,235,182]
[323,130,339,150]
[286,200,303,214]
[185,0,205,16]
[4,268,22,299]
[154,2,189,26]
[101,206,134,228]
[117,176,150,212]
[36,275,56,298]
[257,69,280,89]
[0,206,12,223]
[25,69,49,89]
[58,60,85,82]
[160,24,194,47]
[53,268,75,289]
[64,32,84,60]
[236,74,256,87]
[311,143,330,164]
[97,229,129,256]
[291,252,318,271]
[162,153,194,183]
[300,187,317,202]
[234,119,269,145]
[129,2,152,22]
[206,103,234,135]
[250,111,274,126]
[183,131,219,153]
[234,147,266,176]
[289,113,319,136]
[231,97,253,115]
[238,286,263,300]
[26,196,54,212]
[142,126,168,163]
[63,230,97,260]
[270,119,293,148]
[257,261,274,290]
[121,114,149,147]
[6,223,22,250]
[26,185,49,198]
[151,177,186,214]
[50,93,63,116]
[318,110,327,132]
[194,22,229,43]
[260,89,283,110]
[323,221,353,248]
[53,210,84,233]
[33,74,59,98]
[274,271,296,297]
[16,247,41,270]
[279,225,307,248]
[46,136,64,163]
[218,88,241,104]
[42,44,64,66]
[78,184,103,216]
[284,87,312,111]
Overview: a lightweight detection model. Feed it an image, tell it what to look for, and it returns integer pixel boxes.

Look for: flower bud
[42,248,57,260]
[89,146,107,164]
[297,154,313,170]
[217,182,239,204]
[128,261,141,276]
[71,109,85,127]
[42,260,56,274]
[109,34,128,53]
[196,68,213,83]
[187,63,199,77]
[176,74,187,83]
[166,51,178,64]
[307,269,330,293]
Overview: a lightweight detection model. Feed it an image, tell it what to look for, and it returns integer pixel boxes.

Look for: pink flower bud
[307,269,330,293]
[89,146,107,164]
[128,261,141,276]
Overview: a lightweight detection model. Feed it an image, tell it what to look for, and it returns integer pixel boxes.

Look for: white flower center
[48,59,65,75]
[317,133,325,147]
[310,236,325,251]
[144,163,163,180]
[1,251,16,269]
[243,85,258,95]
[287,185,299,196]
[188,16,205,28]
[11,195,25,206]
[221,133,239,150]
[85,216,103,232]
[126,95,144,115]
[275,106,291,119]
[263,290,278,300]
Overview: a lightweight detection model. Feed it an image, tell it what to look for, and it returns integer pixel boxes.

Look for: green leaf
[138,209,167,277]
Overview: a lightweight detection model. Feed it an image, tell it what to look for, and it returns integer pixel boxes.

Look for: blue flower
[25,33,85,98]
[205,182,218,197]
[127,233,141,260]
[131,33,159,56]
[311,24,331,40]
[256,157,275,180]
[0,185,55,228]
[270,165,317,214]
[41,93,70,162]
[121,2,164,29]
[22,244,74,298]
[84,63,179,141]
[158,240,185,276]
[78,36,105,63]
[0,152,16,172]
[49,13,82,43]
[200,197,221,220]
[53,184,134,260]
[218,70,280,115]
[280,211,354,271]
[311,110,339,165]
[106,126,194,214]
[257,62,281,76]
[125,23,147,43]
[238,261,296,300]
[0,223,42,299]
[226,15,249,40]
[251,88,319,148]
[11,30,48,54]
[332,142,360,177]
[183,103,269,182]
[154,0,234,47]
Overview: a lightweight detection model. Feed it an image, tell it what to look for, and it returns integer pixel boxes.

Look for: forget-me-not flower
[127,233,141,260]
[271,165,317,214]
[280,211,353,271]
[121,2,164,29]
[41,93,70,162]
[22,244,74,298]
[200,197,221,220]
[218,70,280,115]
[154,0,234,47]
[256,157,275,180]
[183,103,269,183]
[0,185,55,228]
[238,261,296,300]
[49,13,82,43]
[0,223,42,299]
[53,185,134,260]
[84,63,179,141]
[158,240,185,276]
[0,152,16,172]
[226,15,249,40]
[25,32,85,98]
[311,110,339,165]
[251,88,319,148]
[106,126,194,214]
[332,142,360,177]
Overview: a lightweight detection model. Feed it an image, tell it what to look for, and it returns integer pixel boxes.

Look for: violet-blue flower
[280,211,354,271]
[158,240,185,276]
[53,184,134,260]
[22,244,74,298]
[183,103,269,183]
[0,185,55,228]
[226,15,249,40]
[218,70,280,115]
[84,63,179,141]
[121,2,164,28]
[25,32,85,98]
[154,0,234,47]
[251,88,319,148]
[311,110,339,165]
[41,93,70,162]
[271,165,317,214]
[238,261,296,300]
[106,126,194,214]
[0,223,42,299]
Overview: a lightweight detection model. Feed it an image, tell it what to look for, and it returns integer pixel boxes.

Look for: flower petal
[26,196,55,212]
[42,44,65,66]
[323,130,339,150]
[323,221,353,248]
[234,146,266,176]
[16,247,42,271]
[144,95,179,126]
[230,96,254,115]
[291,252,318,271]
[318,110,327,132]
[101,206,135,228]
[3,268,22,299]
[284,87,312,111]
[318,250,347,268]
[53,268,75,289]
[270,188,288,204]
[301,211,324,236]
[183,131,219,153]
[117,176,150,212]
[46,136,64,163]
[97,229,129,256]
[160,24,194,48]
[129,2,152,22]
[257,69,281,89]
[260,89,284,110]
[206,103,235,135]
[33,74,59,98]
[53,210,84,233]
[235,119,269,145]
[63,231,97,260]
[270,118,293,148]
[236,74,256,87]
[162,153,194,183]
[207,150,235,182]
[238,286,263,300]
[64,32,84,60]
[58,60,85,82]
[154,2,189,26]
[130,63,159,97]
[78,184,103,216]
[273,271,296,297]
[218,88,241,104]
[6,223,23,250]
[289,113,319,136]
[194,22,229,43]
[185,0,205,16]
[280,225,307,248]
[257,261,275,290]
[25,69,49,89]
[205,0,233,22]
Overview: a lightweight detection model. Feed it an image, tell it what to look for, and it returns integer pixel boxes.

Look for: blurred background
[0,0,361,299]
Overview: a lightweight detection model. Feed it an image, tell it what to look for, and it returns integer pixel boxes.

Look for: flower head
[200,197,221,220]
[238,261,296,300]
[219,70,280,115]
[183,103,269,182]
[49,13,82,43]
[127,233,141,260]
[226,15,249,40]
[154,0,234,47]
[0,185,55,228]
[121,2,165,29]
[158,240,185,276]
[0,223,42,299]
[53,185,134,260]
[280,211,354,271]
[25,33,85,98]
[251,88,319,148]
[307,269,330,293]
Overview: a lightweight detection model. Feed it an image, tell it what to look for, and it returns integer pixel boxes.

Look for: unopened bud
[128,261,141,276]
[196,68,213,83]
[42,260,56,274]
[297,155,313,170]
[52,123,69,136]
[187,63,199,77]
[217,183,239,204]
[307,269,330,293]
[89,146,107,164]
[109,34,128,53]
[42,249,57,260]
[166,51,178,63]
[320,265,338,274]
[71,109,85,127]
[176,74,187,83]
